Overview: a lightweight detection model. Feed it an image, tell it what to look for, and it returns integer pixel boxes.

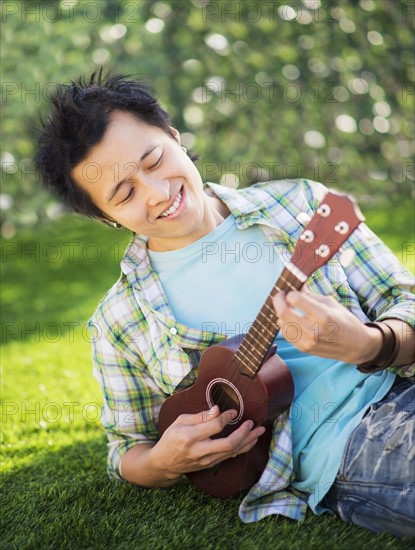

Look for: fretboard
[233,265,304,377]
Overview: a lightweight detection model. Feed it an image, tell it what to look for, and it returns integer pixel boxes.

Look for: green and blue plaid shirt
[89,179,414,522]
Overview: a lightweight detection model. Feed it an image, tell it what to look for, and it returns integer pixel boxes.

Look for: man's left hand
[272,290,382,365]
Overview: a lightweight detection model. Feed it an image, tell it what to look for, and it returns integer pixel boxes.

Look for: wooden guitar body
[158,335,294,498]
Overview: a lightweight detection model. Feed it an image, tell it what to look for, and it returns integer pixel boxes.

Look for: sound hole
[206,378,244,424]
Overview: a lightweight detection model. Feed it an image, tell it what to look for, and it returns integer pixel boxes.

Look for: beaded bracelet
[357,322,400,373]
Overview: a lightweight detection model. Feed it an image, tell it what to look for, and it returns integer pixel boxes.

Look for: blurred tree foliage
[1,0,414,235]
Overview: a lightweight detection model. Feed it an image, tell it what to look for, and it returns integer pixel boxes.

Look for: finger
[285,291,330,321]
[237,433,265,455]
[208,439,259,466]
[201,425,267,466]
[177,407,239,441]
[174,405,222,427]
[273,291,308,326]
[235,425,267,453]
[301,283,313,294]
[202,420,264,455]
[272,291,289,316]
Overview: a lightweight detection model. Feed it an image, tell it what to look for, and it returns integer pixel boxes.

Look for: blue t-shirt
[148,214,394,512]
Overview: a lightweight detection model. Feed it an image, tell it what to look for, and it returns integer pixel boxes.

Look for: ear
[169,126,180,143]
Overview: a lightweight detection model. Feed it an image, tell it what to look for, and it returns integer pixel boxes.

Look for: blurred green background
[1,2,414,547]
[1,0,414,236]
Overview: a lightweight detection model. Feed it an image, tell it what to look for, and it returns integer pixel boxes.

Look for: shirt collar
[120,233,148,277]
[204,181,263,218]
[120,181,284,276]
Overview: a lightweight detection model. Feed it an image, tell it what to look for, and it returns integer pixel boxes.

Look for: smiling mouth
[158,187,184,218]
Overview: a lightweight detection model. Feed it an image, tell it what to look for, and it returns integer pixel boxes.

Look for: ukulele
[158,191,364,498]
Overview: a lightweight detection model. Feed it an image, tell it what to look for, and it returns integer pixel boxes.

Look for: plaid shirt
[89,179,414,522]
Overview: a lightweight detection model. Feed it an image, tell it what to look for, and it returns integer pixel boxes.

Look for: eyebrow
[106,143,159,203]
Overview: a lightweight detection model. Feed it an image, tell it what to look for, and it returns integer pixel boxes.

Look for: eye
[149,153,163,170]
[119,188,135,205]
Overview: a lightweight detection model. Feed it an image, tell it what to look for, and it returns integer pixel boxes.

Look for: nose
[139,174,170,207]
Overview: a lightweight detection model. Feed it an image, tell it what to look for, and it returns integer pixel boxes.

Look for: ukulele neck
[233,265,304,378]
[232,191,365,378]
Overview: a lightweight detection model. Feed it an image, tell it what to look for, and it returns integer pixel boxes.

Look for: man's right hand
[120,406,266,487]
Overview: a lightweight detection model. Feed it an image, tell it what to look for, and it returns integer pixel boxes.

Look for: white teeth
[160,191,182,217]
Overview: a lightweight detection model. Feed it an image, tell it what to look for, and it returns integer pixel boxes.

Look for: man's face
[73,110,225,251]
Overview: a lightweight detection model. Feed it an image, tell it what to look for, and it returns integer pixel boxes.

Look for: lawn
[1,200,413,549]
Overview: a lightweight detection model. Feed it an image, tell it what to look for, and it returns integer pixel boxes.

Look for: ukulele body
[157,335,294,498]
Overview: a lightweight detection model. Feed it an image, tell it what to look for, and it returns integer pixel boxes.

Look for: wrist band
[357,322,400,373]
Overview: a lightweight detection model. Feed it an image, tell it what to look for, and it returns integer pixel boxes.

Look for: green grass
[1,202,413,549]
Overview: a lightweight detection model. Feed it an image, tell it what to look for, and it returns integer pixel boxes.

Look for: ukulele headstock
[292,191,365,278]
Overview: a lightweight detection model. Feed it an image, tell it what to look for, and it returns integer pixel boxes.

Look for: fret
[249,323,275,338]
[243,326,275,346]
[286,262,307,283]
[263,301,276,316]
[249,321,277,341]
[239,338,268,357]
[240,336,268,354]
[257,304,277,321]
[236,346,260,371]
[246,325,263,341]
[251,314,277,332]
[234,359,256,377]
[245,323,275,341]
[278,275,297,291]
[235,266,303,377]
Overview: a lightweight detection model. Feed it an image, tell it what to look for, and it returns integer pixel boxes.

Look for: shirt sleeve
[338,222,415,377]
[303,179,415,377]
[88,315,166,482]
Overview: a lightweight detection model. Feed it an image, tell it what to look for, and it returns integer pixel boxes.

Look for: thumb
[174,405,221,426]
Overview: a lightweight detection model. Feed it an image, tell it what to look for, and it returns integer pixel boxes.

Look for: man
[35,72,415,537]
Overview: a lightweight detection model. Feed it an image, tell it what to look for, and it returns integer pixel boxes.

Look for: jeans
[323,376,415,538]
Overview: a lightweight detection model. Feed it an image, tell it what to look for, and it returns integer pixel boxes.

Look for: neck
[146,195,230,252]
[208,194,231,220]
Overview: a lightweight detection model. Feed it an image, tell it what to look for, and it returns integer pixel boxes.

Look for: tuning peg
[339,248,356,268]
[317,204,331,217]
[300,229,314,243]
[296,212,312,225]
[335,221,350,235]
